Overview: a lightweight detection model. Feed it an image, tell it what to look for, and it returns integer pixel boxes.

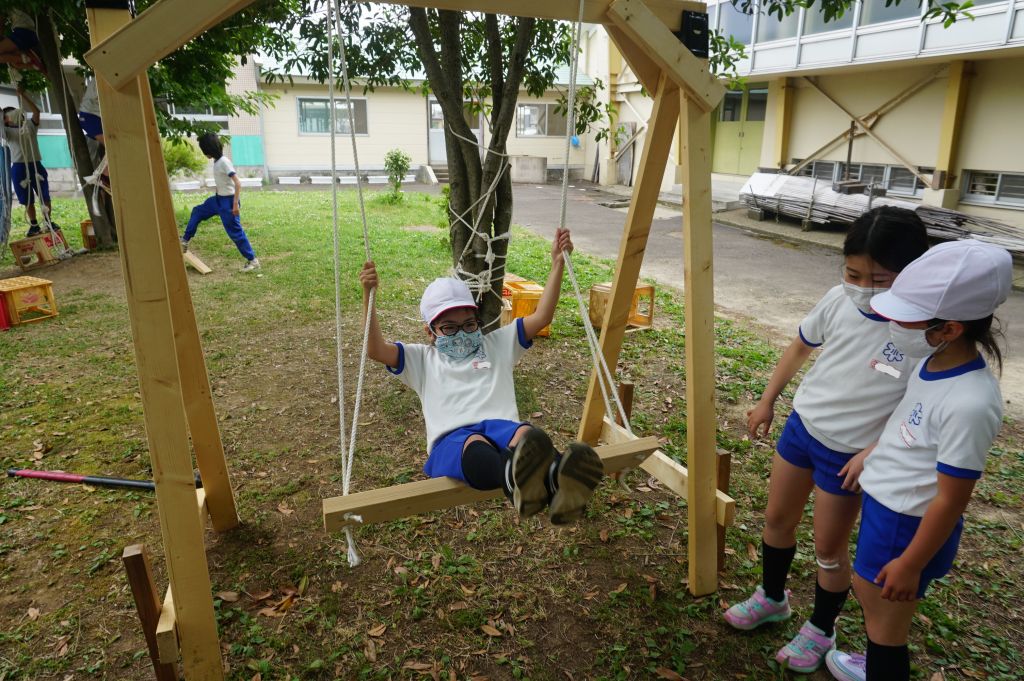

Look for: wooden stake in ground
[121,545,178,681]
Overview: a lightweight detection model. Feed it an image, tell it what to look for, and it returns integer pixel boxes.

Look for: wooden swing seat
[323,436,661,531]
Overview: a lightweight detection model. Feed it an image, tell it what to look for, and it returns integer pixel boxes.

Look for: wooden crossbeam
[606,0,724,113]
[600,419,734,526]
[86,0,258,90]
[323,437,661,531]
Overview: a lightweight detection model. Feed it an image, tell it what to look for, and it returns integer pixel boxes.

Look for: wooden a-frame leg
[87,7,224,679]
[122,545,178,681]
[679,91,718,596]
[577,72,680,444]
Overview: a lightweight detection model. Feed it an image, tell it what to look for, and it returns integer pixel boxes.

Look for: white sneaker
[241,258,261,272]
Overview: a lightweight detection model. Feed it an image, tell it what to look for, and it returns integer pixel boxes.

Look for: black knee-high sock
[866,639,909,681]
[762,541,796,602]
[461,441,512,499]
[808,579,849,636]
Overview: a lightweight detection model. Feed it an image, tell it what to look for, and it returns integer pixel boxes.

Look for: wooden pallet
[0,276,58,326]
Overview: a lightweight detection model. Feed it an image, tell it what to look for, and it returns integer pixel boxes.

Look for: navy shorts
[776,411,858,497]
[78,111,103,140]
[854,493,962,599]
[8,28,38,52]
[425,419,527,481]
[11,162,49,206]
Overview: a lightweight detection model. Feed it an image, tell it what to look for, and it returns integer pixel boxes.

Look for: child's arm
[522,227,572,341]
[16,86,40,126]
[875,474,976,601]
[231,174,242,215]
[359,261,400,368]
[746,336,815,438]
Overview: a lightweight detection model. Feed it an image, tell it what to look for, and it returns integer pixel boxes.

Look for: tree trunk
[408,10,535,330]
[37,14,117,248]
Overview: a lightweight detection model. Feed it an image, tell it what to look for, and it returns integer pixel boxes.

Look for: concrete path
[511,182,1024,418]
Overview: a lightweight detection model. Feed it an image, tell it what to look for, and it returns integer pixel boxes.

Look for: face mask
[435,329,483,361]
[842,280,878,314]
[889,322,944,359]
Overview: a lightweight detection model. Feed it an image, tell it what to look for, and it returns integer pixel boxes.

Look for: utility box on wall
[510,156,547,184]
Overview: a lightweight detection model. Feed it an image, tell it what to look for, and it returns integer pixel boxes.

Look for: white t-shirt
[9,10,34,32]
[860,355,1002,517]
[213,156,237,196]
[793,285,916,452]
[389,319,531,452]
[5,119,40,164]
[79,80,101,116]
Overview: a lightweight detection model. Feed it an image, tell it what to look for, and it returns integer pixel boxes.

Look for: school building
[579,0,1024,231]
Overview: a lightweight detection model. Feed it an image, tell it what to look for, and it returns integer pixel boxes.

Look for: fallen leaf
[530,411,544,418]
[27,607,40,620]
[364,638,377,662]
[53,634,71,657]
[257,607,285,618]
[623,508,633,519]
[215,591,239,603]
[746,543,758,562]
[248,589,273,602]
[460,584,475,596]
[599,529,609,543]
[480,624,502,637]
[611,583,627,594]
[368,624,387,637]
[583,590,600,600]
[431,554,441,570]
[277,502,294,516]
[331,581,344,593]
[655,668,685,681]
[297,575,308,596]
[929,673,945,681]
[719,582,740,591]
[403,661,433,671]
[250,674,262,681]
[449,601,470,611]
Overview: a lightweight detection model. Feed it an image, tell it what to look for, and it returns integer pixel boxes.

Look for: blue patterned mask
[435,329,483,361]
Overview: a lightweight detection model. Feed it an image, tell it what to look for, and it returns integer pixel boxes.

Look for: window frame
[515,102,568,138]
[961,170,1024,209]
[296,96,369,137]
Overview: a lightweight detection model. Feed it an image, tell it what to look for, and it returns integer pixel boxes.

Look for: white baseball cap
[870,239,1013,322]
[419,277,477,325]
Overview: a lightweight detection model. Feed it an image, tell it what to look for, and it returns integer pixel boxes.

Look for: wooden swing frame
[83,0,733,677]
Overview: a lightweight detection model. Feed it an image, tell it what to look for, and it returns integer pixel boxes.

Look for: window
[298,98,368,135]
[794,159,838,181]
[860,1,921,26]
[719,91,743,122]
[838,163,886,185]
[516,103,567,137]
[803,5,855,34]
[886,166,932,197]
[963,171,1024,207]
[719,2,754,44]
[757,8,799,42]
[746,89,768,121]
[708,1,718,31]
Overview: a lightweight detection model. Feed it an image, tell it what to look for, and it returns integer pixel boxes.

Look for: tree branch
[484,14,504,128]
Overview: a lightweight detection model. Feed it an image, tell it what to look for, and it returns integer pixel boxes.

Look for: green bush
[162,138,207,179]
[383,148,412,196]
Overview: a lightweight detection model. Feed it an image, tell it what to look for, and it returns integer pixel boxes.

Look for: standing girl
[724,206,929,673]
[181,133,260,272]
[826,240,1011,681]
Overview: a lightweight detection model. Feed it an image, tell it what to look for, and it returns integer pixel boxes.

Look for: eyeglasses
[433,319,480,337]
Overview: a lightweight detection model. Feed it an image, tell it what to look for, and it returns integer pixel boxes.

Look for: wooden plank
[934,61,971,189]
[679,90,718,596]
[716,449,732,571]
[606,0,725,112]
[196,488,208,518]
[601,419,734,526]
[323,438,661,531]
[605,24,661,94]
[85,0,258,90]
[372,0,703,29]
[183,250,212,275]
[87,8,224,680]
[121,546,178,681]
[578,74,679,444]
[155,587,179,664]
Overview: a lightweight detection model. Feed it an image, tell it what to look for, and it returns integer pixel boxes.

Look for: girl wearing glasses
[358,227,603,525]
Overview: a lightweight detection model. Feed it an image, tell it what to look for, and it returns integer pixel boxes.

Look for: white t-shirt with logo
[859,355,1002,517]
[389,319,531,452]
[213,156,237,196]
[793,285,916,453]
[5,119,40,164]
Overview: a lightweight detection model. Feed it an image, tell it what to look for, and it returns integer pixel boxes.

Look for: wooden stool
[500,273,550,337]
[0,276,58,326]
[8,232,65,271]
[589,282,655,331]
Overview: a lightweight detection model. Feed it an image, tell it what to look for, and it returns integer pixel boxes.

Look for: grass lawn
[1,190,1022,680]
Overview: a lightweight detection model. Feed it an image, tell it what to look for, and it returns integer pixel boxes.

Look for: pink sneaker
[723,586,792,631]
[825,650,866,681]
[776,621,835,672]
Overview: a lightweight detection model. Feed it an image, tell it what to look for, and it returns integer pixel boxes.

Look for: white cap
[419,277,477,325]
[870,239,1013,322]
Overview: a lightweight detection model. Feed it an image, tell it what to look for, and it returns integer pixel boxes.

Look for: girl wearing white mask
[357,227,603,526]
[725,207,929,674]
[826,240,1011,681]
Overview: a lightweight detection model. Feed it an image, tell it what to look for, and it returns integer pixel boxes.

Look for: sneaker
[241,257,261,272]
[825,650,866,681]
[180,238,189,253]
[723,586,792,631]
[548,442,603,525]
[511,428,557,518]
[26,225,40,237]
[776,621,835,673]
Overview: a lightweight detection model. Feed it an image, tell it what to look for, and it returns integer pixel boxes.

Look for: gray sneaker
[241,257,261,272]
[180,238,189,253]
[548,443,603,525]
[511,428,556,518]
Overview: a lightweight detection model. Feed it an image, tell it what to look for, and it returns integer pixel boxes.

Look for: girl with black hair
[724,206,930,674]
[181,133,260,272]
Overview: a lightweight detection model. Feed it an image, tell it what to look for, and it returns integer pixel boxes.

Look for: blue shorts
[425,419,527,481]
[854,493,962,599]
[8,28,38,52]
[78,112,103,140]
[776,411,858,497]
[11,162,49,206]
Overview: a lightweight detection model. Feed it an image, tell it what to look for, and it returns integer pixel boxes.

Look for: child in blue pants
[181,133,260,272]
